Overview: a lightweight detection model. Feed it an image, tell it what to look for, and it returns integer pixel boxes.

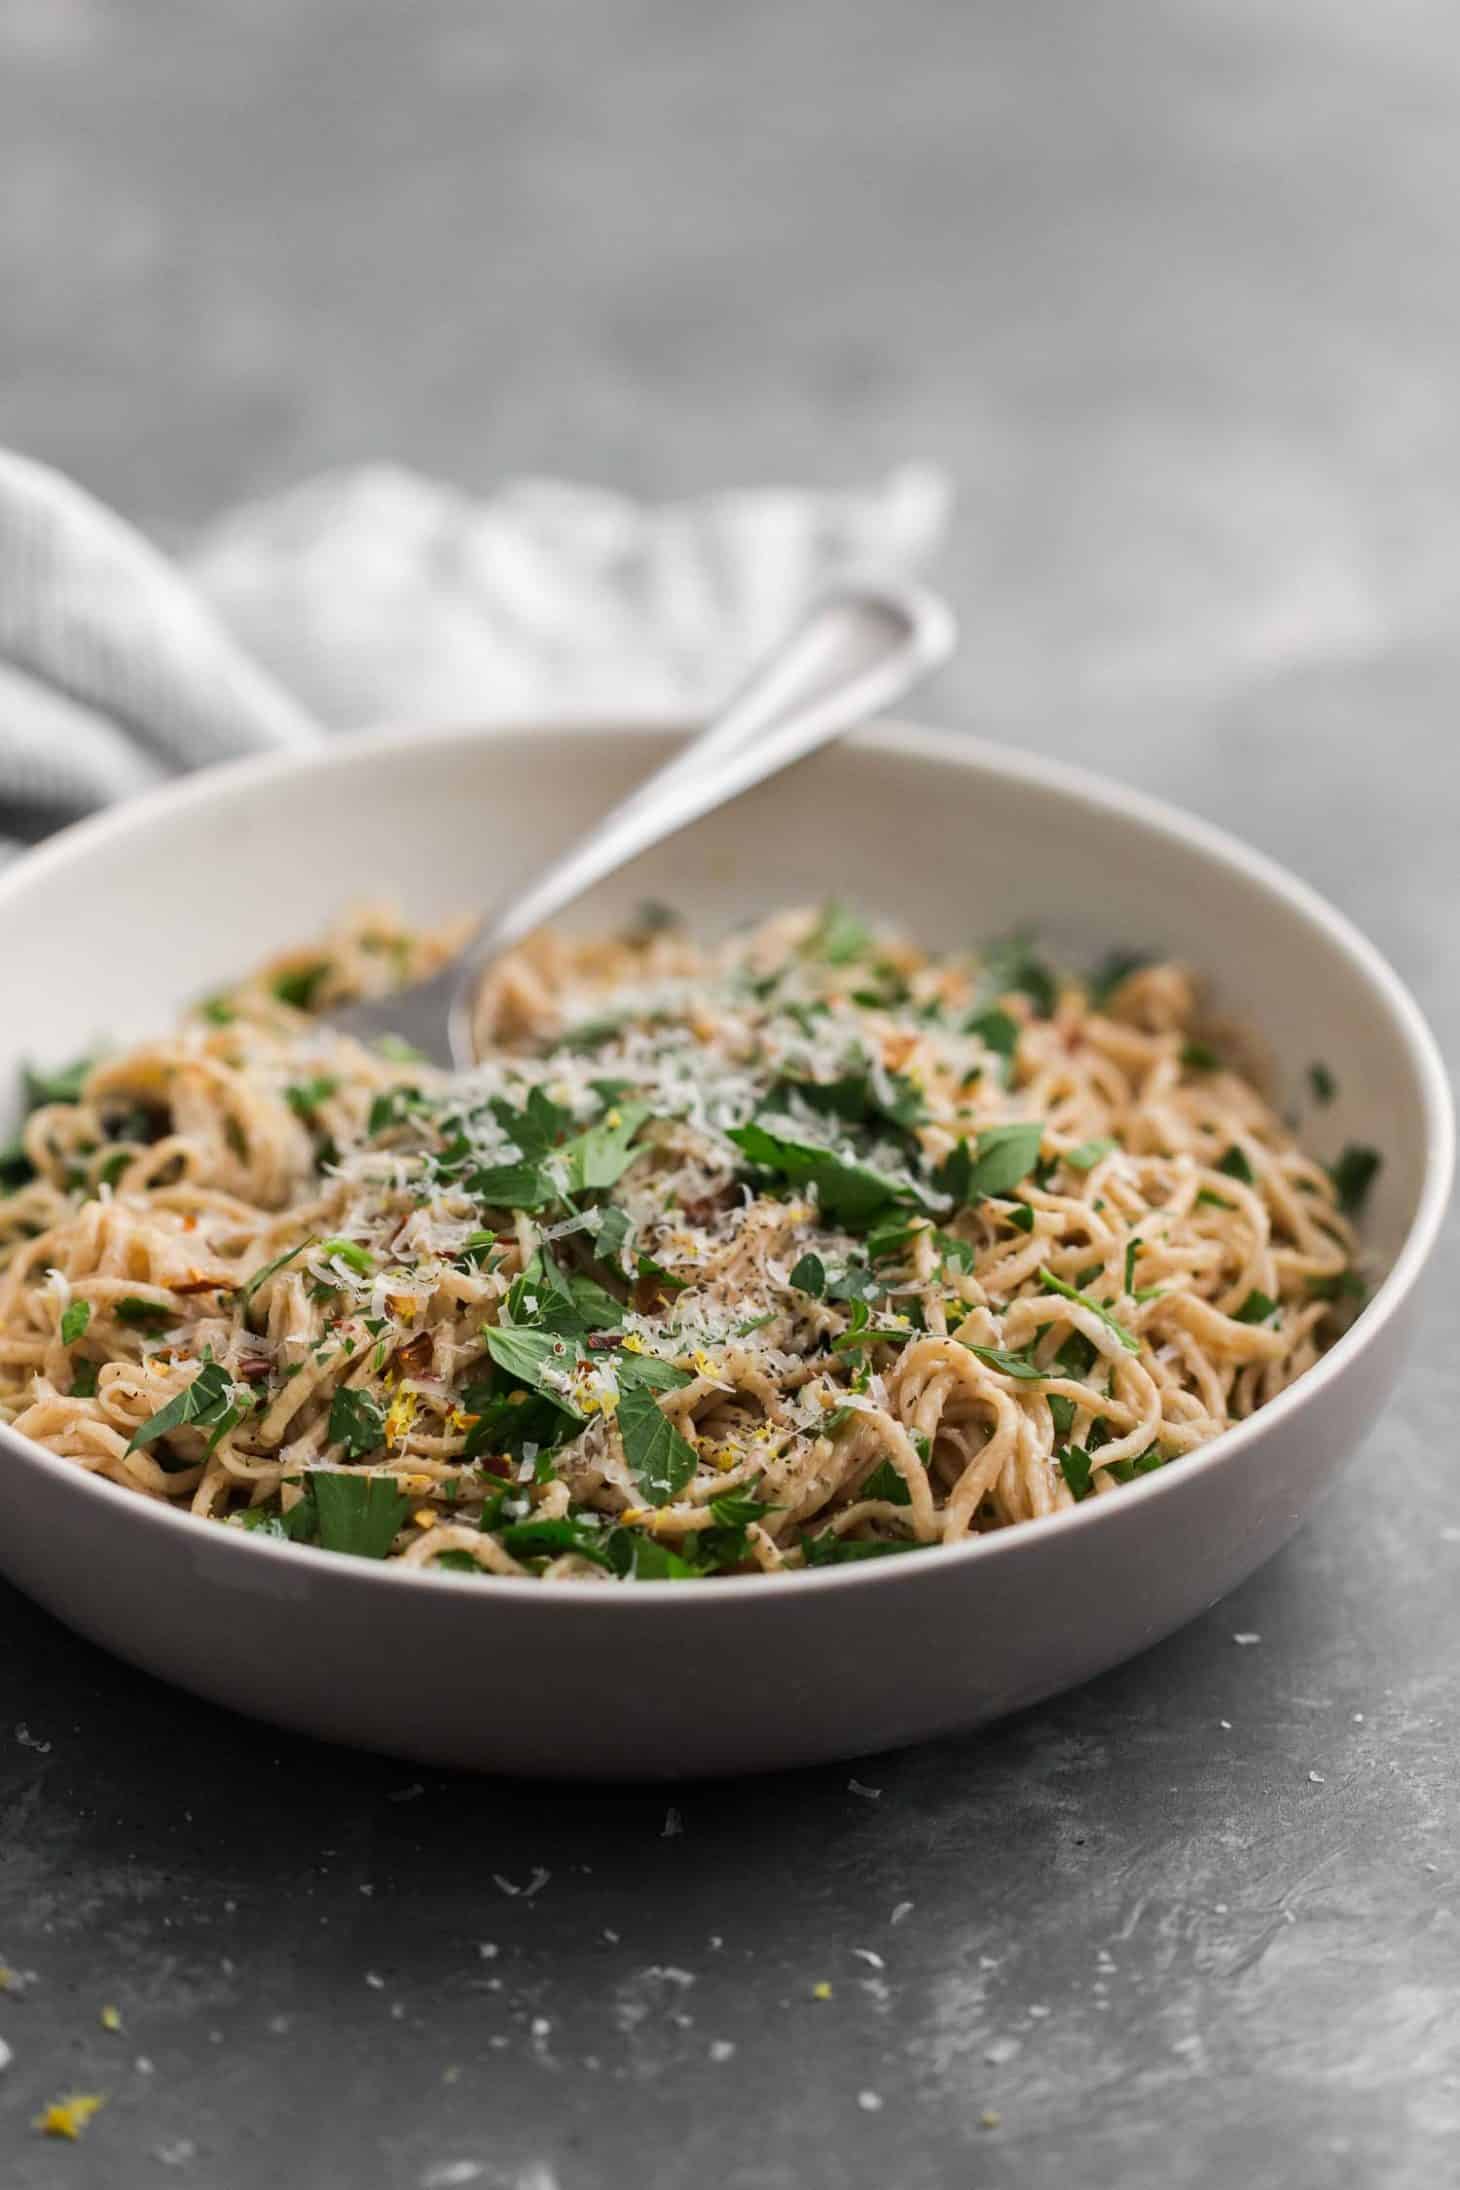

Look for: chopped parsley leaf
[1038,1267,1139,1352]
[60,1299,91,1346]
[1329,1143,1381,1215]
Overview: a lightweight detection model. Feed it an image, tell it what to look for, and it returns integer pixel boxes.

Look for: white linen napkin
[0,449,949,860]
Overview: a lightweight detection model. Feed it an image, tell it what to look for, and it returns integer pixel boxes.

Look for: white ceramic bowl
[0,723,1449,1778]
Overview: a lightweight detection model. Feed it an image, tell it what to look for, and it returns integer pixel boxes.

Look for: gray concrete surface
[0,3,1456,2185]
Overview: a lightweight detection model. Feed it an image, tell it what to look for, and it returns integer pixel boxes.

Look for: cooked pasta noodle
[0,903,1377,1581]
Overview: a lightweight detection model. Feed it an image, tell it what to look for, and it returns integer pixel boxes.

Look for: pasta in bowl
[0,902,1378,1582]
[0,718,1445,1774]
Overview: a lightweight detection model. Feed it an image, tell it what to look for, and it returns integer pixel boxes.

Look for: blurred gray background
[1,6,1457,2189]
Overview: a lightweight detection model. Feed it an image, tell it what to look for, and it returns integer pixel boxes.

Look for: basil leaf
[60,1299,91,1346]
[1329,1143,1381,1215]
[617,1381,697,1507]
[1196,1188,1233,1210]
[126,1360,237,1454]
[1038,1268,1139,1353]
[311,1472,409,1558]
[328,1386,386,1460]
[789,1252,826,1298]
[70,1360,99,1398]
[1233,1289,1278,1325]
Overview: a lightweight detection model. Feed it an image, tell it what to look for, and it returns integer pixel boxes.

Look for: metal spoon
[319,580,956,1068]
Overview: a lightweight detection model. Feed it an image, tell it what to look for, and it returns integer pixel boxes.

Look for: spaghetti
[0,905,1377,1580]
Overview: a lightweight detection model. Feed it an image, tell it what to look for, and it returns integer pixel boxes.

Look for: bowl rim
[0,713,1451,1608]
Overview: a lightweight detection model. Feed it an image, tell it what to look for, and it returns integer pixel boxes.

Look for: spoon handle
[445,580,955,1064]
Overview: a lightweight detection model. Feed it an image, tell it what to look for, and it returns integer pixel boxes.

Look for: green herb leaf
[801,1532,928,1566]
[593,1206,635,1265]
[727,1121,928,1229]
[1047,1391,1076,1440]
[965,1006,1020,1068]
[1306,1268,1366,1302]
[469,1160,555,1211]
[1329,1143,1381,1215]
[71,1359,99,1397]
[1181,1040,1222,1072]
[115,1296,176,1331]
[1065,1138,1116,1173]
[980,933,1058,1018]
[1233,1289,1278,1325]
[1089,949,1150,1007]
[317,1236,375,1276]
[284,1076,338,1118]
[311,1472,409,1558]
[804,901,873,965]
[788,1252,826,1298]
[272,962,331,1011]
[617,1381,698,1507]
[22,1056,94,1111]
[1059,1444,1094,1500]
[1038,1267,1139,1352]
[60,1299,91,1346]
[967,1342,1045,1381]
[1195,1188,1234,1210]
[482,1325,586,1415]
[861,1459,913,1507]
[126,1360,237,1454]
[557,1101,653,1195]
[1308,1062,1337,1106]
[498,1514,616,1570]
[239,1235,316,1318]
[614,1350,695,1393]
[1123,1237,1141,1295]
[935,1120,1045,1207]
[328,1386,387,1460]
[1216,1145,1255,1184]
